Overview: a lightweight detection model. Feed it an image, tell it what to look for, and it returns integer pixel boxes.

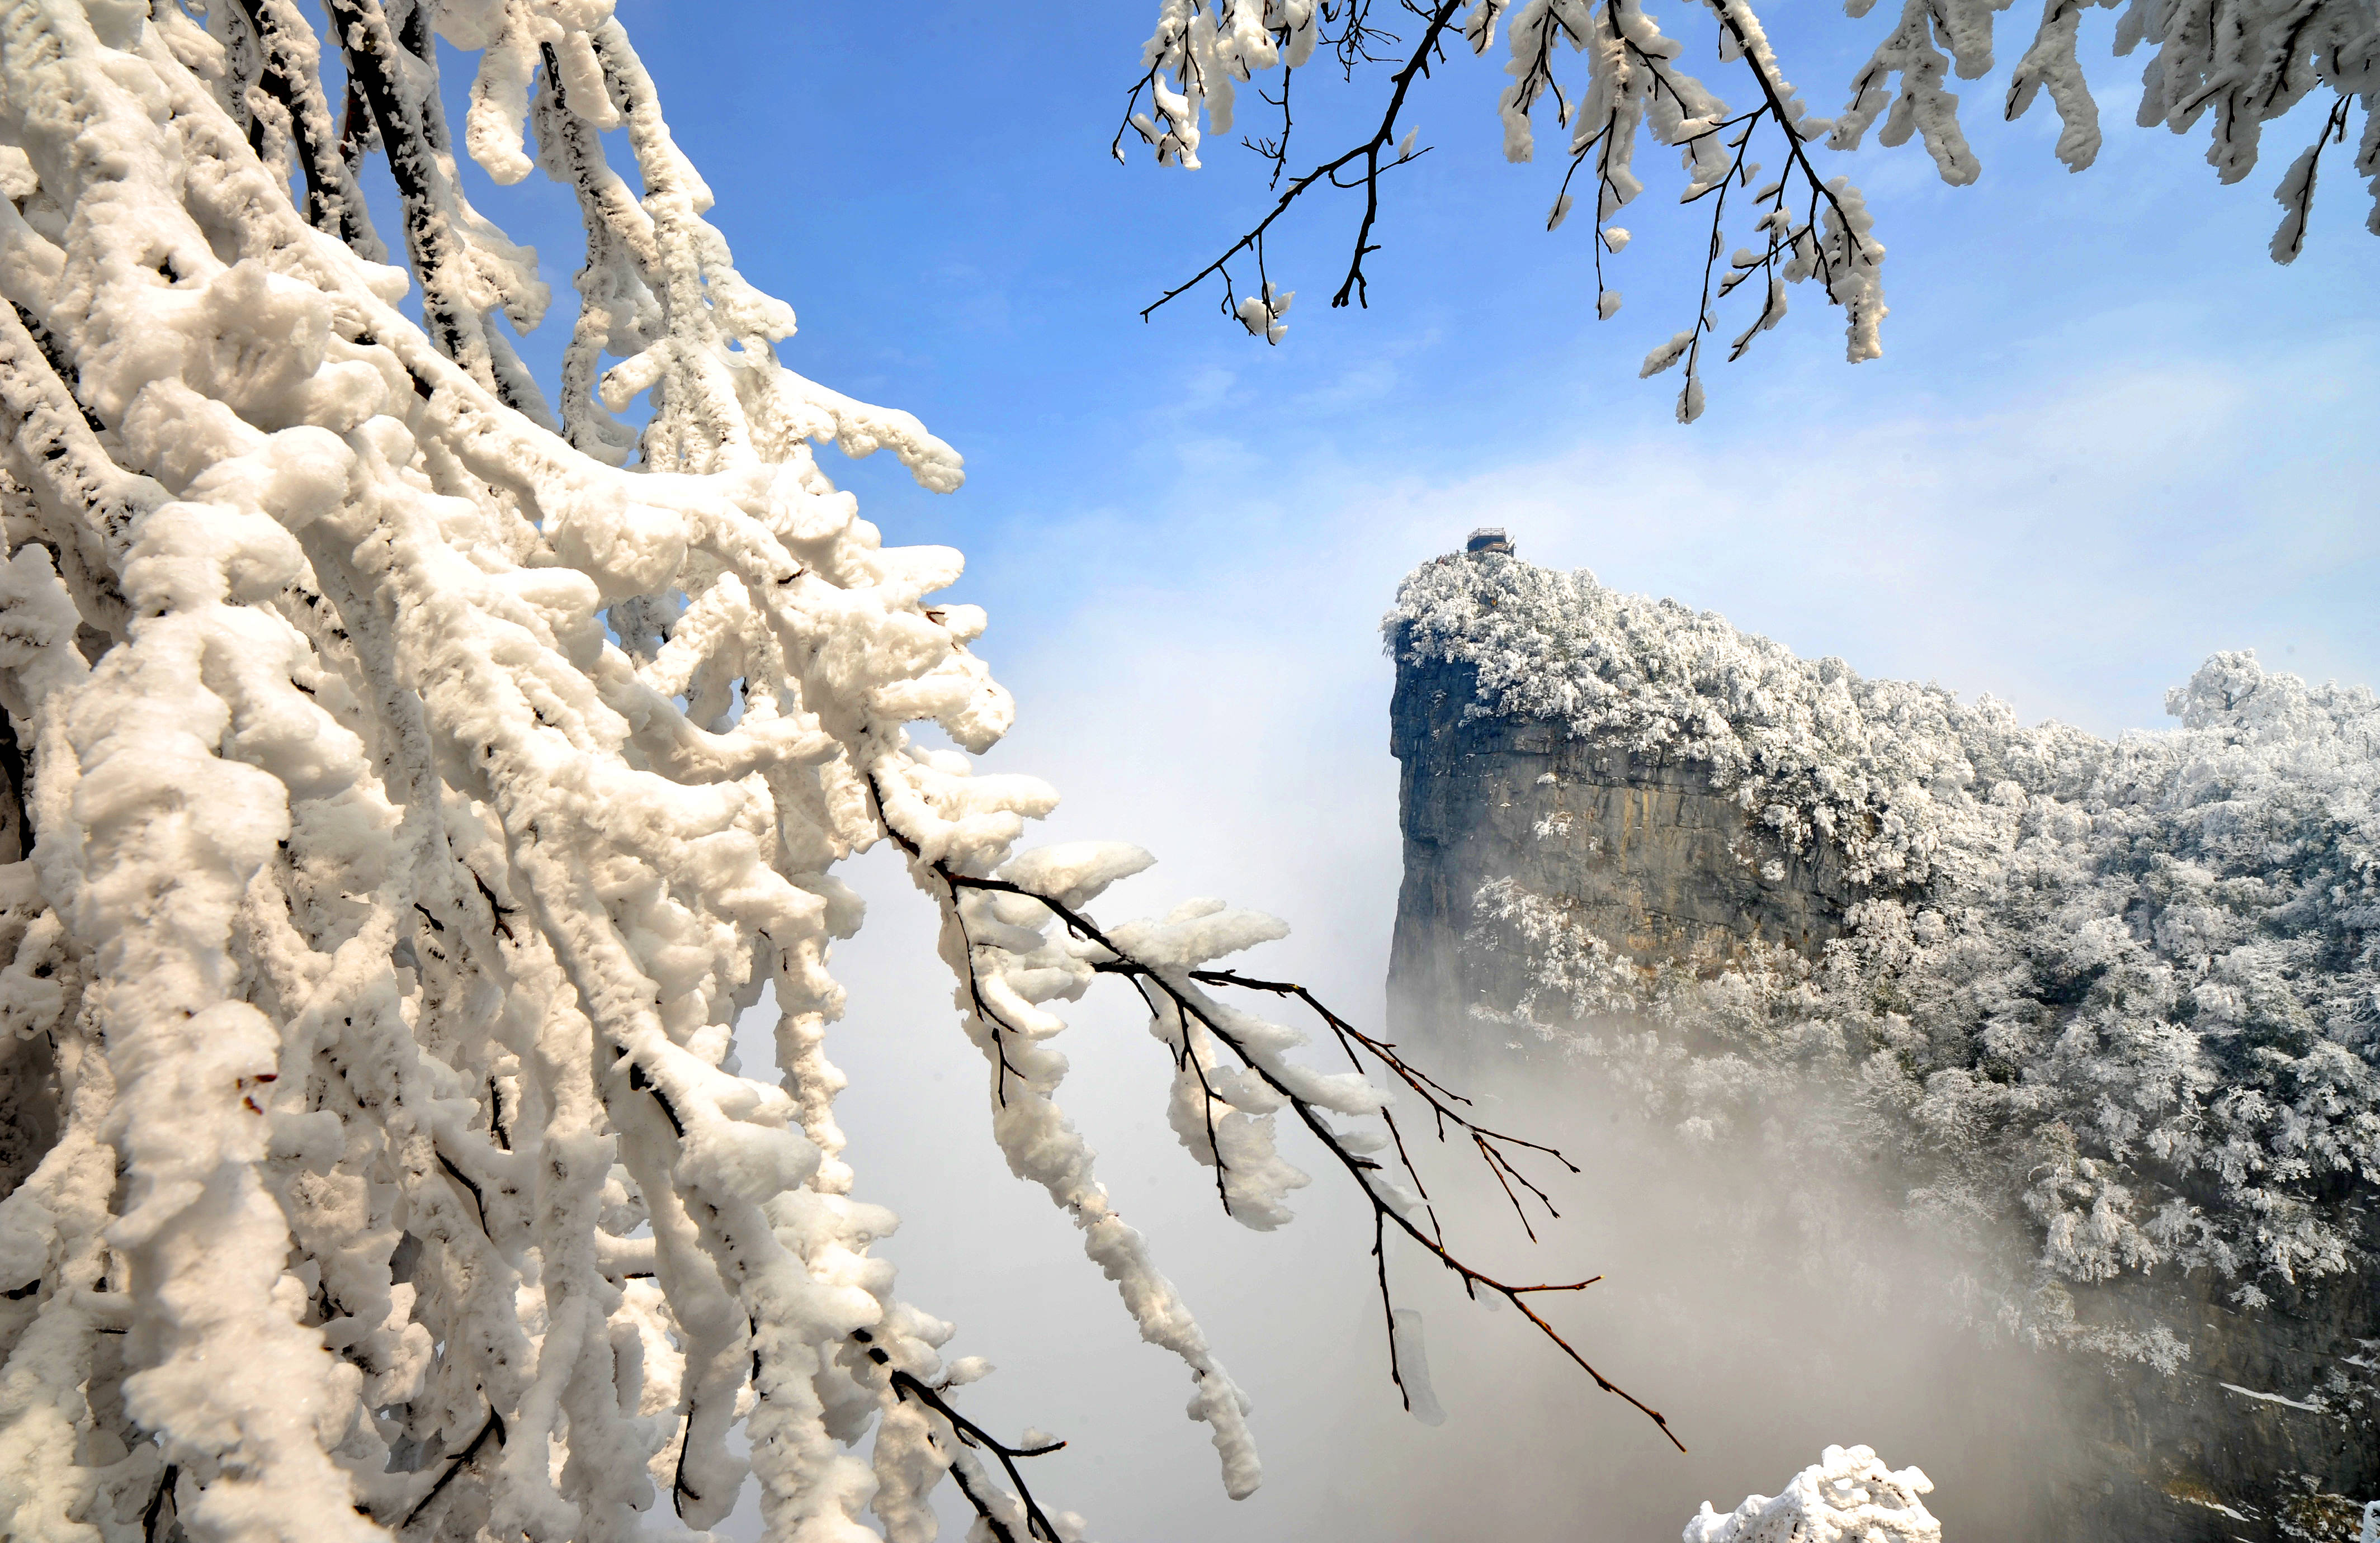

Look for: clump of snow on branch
[1683,1445,1940,1543]
[0,3,1455,1539]
[1390,551,2380,1362]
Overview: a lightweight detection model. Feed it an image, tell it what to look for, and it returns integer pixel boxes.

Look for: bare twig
[435,1148,493,1239]
[143,1464,179,1543]
[872,782,1682,1452]
[401,1408,507,1529]
[1243,67,1297,188]
[1137,0,1468,325]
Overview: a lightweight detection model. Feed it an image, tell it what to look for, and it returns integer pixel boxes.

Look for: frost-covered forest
[1394,553,2380,1371]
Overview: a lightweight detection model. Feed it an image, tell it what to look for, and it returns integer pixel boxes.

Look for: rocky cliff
[1384,546,2380,1541]
[1389,650,1856,1048]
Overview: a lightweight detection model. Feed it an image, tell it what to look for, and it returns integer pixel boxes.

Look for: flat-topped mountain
[1384,545,2380,1541]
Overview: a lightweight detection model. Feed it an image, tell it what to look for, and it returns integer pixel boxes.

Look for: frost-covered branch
[1124,0,2374,414]
[871,793,1682,1451]
[1127,0,1468,339]
[0,5,1647,1540]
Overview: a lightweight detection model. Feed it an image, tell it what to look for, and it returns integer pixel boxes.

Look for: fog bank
[725,842,2080,1542]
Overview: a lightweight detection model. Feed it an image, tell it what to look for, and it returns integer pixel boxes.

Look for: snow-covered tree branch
[0,4,1664,1540]
[1122,0,2377,418]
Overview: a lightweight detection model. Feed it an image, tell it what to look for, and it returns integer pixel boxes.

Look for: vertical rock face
[1382,549,2380,1542]
[1389,651,1855,1043]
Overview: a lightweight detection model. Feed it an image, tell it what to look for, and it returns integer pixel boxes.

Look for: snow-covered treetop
[1124,0,2377,418]
[1683,1445,1940,1543]
[1397,550,2380,1349]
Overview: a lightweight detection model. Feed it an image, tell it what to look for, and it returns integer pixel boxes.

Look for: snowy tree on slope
[0,5,1676,1542]
[1123,0,2377,417]
[1389,553,2380,1374]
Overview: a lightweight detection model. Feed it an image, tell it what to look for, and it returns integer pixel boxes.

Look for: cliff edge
[1383,545,2380,1542]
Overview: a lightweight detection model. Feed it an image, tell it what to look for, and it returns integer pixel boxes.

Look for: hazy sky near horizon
[439,2,2380,750]
[588,1,2379,736]
[430,7,2376,1536]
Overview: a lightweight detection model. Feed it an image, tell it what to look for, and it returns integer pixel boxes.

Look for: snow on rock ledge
[1389,548,2106,891]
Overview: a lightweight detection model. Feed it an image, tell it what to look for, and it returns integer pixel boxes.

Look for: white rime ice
[1391,553,2380,1366]
[1683,1446,1940,1543]
[0,4,1424,1540]
[1127,0,2376,403]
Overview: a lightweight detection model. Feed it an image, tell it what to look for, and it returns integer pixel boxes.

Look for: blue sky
[472,4,2380,743]
[428,7,2377,1537]
[547,0,2380,1021]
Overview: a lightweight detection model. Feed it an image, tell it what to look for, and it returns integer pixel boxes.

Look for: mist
[697,388,2353,1537]
[718,836,2085,1543]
